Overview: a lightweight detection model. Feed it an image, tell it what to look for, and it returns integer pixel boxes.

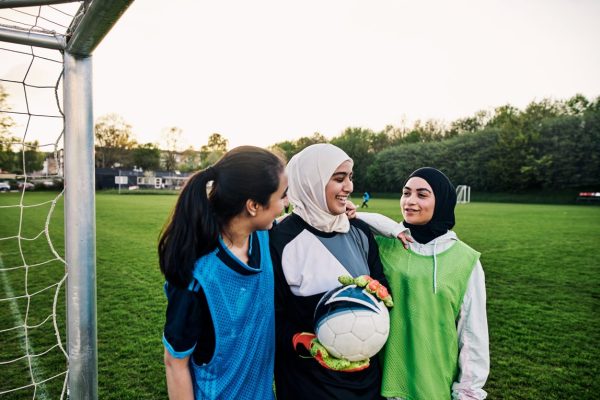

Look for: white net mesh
[1,2,83,398]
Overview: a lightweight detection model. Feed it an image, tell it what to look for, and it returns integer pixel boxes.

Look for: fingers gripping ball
[339,275,394,307]
[314,284,390,362]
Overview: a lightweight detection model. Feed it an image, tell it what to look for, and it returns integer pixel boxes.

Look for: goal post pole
[63,51,98,400]
[61,2,134,397]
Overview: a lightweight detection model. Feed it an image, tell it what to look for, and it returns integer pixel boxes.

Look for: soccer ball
[314,284,390,362]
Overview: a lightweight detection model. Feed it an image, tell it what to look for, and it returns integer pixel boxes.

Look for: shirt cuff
[163,333,196,359]
[392,224,409,238]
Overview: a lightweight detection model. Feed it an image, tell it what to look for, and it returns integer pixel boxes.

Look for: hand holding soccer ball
[338,275,394,307]
[292,332,370,372]
[307,278,392,371]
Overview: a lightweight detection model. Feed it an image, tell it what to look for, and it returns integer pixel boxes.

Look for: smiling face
[400,177,435,225]
[325,160,353,215]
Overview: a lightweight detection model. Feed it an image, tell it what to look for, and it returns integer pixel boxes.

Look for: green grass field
[1,192,599,399]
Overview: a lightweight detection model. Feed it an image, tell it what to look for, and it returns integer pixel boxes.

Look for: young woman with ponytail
[158,146,288,400]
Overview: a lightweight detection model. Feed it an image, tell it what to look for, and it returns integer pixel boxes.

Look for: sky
[4,0,600,151]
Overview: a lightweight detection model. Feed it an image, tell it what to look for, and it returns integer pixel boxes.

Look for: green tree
[580,96,600,187]
[376,120,413,146]
[367,95,600,193]
[441,128,502,191]
[367,141,433,192]
[448,110,491,137]
[95,113,136,168]
[180,146,201,172]
[268,140,297,162]
[534,98,600,189]
[16,141,45,174]
[268,94,599,193]
[295,133,328,152]
[402,119,447,143]
[511,99,564,188]
[200,133,229,168]
[161,126,183,172]
[484,104,534,189]
[205,133,228,153]
[370,130,393,153]
[368,129,502,192]
[0,84,17,172]
[564,93,590,116]
[330,127,376,191]
[270,132,328,162]
[132,143,161,171]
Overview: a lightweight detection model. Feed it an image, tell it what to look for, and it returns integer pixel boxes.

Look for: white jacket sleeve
[356,212,407,238]
[452,261,490,400]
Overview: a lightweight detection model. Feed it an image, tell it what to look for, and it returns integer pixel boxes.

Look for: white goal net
[456,185,471,204]
[0,4,76,398]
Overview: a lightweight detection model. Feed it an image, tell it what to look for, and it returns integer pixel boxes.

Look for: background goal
[456,184,471,204]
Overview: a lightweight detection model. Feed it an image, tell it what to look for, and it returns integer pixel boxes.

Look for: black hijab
[403,167,456,244]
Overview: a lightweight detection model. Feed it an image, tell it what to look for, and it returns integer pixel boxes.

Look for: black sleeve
[351,219,390,290]
[163,281,214,361]
[270,236,300,355]
[366,230,390,290]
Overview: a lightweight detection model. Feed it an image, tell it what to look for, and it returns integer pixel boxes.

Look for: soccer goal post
[0,1,133,398]
[456,185,471,204]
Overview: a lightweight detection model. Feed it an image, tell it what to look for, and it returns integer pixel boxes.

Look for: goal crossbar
[0,0,134,56]
[66,0,134,57]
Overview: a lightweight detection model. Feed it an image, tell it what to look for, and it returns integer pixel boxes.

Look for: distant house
[95,168,191,190]
[160,149,201,172]
[42,152,63,176]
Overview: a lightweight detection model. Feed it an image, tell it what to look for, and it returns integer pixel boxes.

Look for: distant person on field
[361,191,371,208]
[355,167,490,400]
[158,146,288,400]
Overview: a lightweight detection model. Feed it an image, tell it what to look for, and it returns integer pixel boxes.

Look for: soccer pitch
[1,192,599,399]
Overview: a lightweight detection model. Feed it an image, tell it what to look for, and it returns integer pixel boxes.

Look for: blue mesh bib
[192,230,275,400]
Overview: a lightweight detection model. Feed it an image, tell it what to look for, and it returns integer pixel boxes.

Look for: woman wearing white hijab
[270,143,387,400]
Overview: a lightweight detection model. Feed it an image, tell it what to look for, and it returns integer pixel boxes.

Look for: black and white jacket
[270,213,387,400]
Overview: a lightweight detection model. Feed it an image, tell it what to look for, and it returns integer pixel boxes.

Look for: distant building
[95,168,191,190]
[42,151,63,176]
[160,148,202,172]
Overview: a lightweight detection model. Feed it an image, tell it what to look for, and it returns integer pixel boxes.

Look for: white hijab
[286,143,353,233]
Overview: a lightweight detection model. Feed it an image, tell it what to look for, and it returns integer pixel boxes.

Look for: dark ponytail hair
[158,146,285,288]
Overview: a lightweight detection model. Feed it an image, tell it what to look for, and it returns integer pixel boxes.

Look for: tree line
[0,85,46,174]
[1,85,229,174]
[2,80,598,192]
[93,114,229,173]
[270,94,600,192]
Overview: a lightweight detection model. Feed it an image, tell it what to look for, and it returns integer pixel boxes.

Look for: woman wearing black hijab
[356,167,490,400]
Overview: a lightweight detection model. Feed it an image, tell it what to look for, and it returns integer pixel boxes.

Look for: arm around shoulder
[452,261,490,400]
[356,212,407,238]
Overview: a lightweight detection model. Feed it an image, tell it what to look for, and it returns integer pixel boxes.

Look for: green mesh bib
[376,236,480,400]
